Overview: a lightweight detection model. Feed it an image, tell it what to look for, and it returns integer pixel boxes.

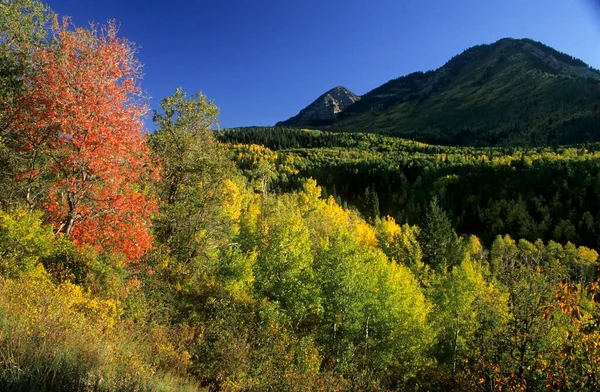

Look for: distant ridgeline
[218,126,600,250]
[277,38,600,146]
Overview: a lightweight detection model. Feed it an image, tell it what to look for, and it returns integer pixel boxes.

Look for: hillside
[281,38,600,145]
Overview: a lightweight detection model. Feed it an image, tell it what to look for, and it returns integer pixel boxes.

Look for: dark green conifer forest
[2,1,600,391]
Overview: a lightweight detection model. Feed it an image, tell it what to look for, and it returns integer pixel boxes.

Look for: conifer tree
[419,197,462,272]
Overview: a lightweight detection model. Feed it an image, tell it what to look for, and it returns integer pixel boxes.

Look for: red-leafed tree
[11,18,158,261]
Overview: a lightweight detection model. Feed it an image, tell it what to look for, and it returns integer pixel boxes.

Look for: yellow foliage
[348,212,378,248]
[377,216,402,240]
[1,267,120,337]
[222,179,243,225]
[240,194,262,237]
[0,267,197,391]
[297,178,323,211]
[465,235,485,262]
[575,246,599,267]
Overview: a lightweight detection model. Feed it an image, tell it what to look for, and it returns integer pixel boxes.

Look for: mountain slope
[281,38,600,145]
[276,86,360,127]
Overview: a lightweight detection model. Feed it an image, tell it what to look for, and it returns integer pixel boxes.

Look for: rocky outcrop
[521,42,600,79]
[277,86,360,127]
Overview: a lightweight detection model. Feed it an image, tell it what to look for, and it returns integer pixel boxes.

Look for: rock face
[277,86,360,127]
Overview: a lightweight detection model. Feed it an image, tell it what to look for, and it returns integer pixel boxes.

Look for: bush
[0,268,198,392]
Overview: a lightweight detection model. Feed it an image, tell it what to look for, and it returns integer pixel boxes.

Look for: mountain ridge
[279,38,600,146]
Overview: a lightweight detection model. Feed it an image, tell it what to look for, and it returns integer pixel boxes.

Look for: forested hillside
[2,1,600,392]
[218,127,600,249]
[281,38,600,145]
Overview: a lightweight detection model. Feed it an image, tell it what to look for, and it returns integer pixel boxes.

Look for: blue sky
[46,0,600,129]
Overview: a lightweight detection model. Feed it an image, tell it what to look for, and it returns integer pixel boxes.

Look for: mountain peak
[278,38,600,145]
[329,85,353,94]
[276,86,360,127]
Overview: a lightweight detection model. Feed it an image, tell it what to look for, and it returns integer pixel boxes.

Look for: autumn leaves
[11,18,157,260]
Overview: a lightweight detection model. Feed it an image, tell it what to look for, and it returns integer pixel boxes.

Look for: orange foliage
[12,18,158,261]
[543,280,600,390]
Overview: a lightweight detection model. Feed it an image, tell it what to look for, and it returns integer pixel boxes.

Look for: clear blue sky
[46,0,600,129]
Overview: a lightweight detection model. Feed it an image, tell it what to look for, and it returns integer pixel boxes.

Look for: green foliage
[484,236,570,389]
[220,127,600,251]
[3,131,600,391]
[0,208,55,276]
[150,88,234,265]
[0,0,50,117]
[218,127,600,390]
[253,196,321,326]
[429,257,508,385]
[292,181,433,387]
[358,186,380,222]
[375,216,425,276]
[0,0,51,208]
[419,197,462,272]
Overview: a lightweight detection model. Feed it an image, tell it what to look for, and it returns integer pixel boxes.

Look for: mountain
[276,86,360,127]
[280,38,600,145]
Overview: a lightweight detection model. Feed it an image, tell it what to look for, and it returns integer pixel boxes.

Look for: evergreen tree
[360,186,380,222]
[419,197,462,272]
